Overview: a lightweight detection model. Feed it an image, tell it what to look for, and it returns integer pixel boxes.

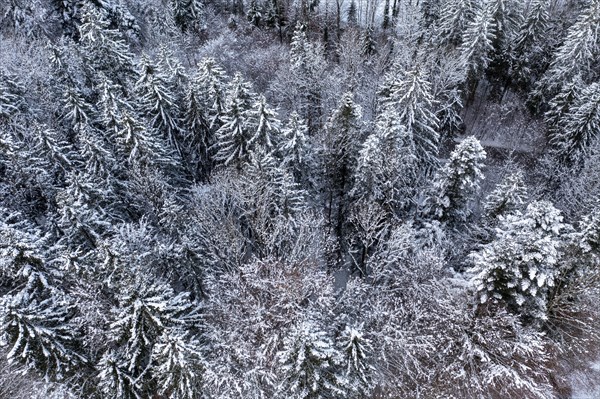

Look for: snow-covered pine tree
[247,94,281,152]
[1,289,85,380]
[192,58,229,130]
[434,0,476,46]
[324,92,363,252]
[278,321,343,399]
[171,0,204,33]
[114,111,174,170]
[279,112,312,185]
[152,328,204,399]
[472,200,571,322]
[97,76,130,139]
[483,170,528,219]
[55,172,113,248]
[336,324,374,397]
[74,123,116,180]
[509,0,550,89]
[550,81,600,165]
[287,24,325,133]
[544,77,582,135]
[78,5,136,84]
[361,26,376,57]
[459,1,497,80]
[61,87,92,127]
[426,136,486,223]
[352,108,416,212]
[97,350,141,399]
[107,276,199,386]
[183,73,212,181]
[213,73,256,169]
[536,0,600,99]
[135,54,182,157]
[379,67,440,172]
[243,147,307,222]
[0,70,27,123]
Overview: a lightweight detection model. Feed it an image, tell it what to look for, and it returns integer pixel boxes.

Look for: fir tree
[536,0,600,99]
[152,329,204,399]
[472,201,571,322]
[336,324,374,397]
[247,94,281,152]
[108,277,198,382]
[550,81,600,165]
[426,136,486,223]
[459,1,497,79]
[1,290,85,380]
[347,0,357,25]
[171,0,204,33]
[213,73,256,169]
[484,170,528,219]
[353,109,416,212]
[278,321,343,399]
[279,112,312,185]
[435,0,476,46]
[135,54,182,157]
[193,58,229,129]
[77,5,136,84]
[379,67,440,171]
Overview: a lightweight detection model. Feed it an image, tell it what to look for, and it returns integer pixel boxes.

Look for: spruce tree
[550,81,600,165]
[426,136,486,223]
[213,73,256,169]
[472,201,570,322]
[278,321,343,399]
[379,67,440,171]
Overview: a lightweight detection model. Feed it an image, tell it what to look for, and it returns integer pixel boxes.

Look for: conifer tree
[287,24,325,133]
[213,73,256,169]
[550,81,600,164]
[183,75,212,181]
[78,5,136,84]
[193,58,229,130]
[472,201,570,322]
[97,350,141,399]
[347,0,357,25]
[483,170,528,219]
[509,0,550,89]
[435,0,476,46]
[353,109,416,212]
[279,112,312,185]
[278,321,343,399]
[152,329,204,399]
[536,0,600,99]
[336,324,374,397]
[115,111,176,170]
[247,94,281,151]
[0,70,26,122]
[171,0,204,33]
[135,54,182,157]
[1,289,85,380]
[61,87,92,127]
[379,67,440,171]
[459,1,497,79]
[97,76,129,139]
[426,136,486,223]
[108,277,198,384]
[324,92,363,235]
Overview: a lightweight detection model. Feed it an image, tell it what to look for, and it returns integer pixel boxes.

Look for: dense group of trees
[1,0,600,398]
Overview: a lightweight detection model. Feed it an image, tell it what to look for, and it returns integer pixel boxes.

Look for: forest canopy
[1,0,600,398]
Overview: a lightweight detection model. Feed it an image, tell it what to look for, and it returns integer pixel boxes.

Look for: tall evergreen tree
[213,73,256,169]
[425,136,486,223]
[379,67,440,171]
